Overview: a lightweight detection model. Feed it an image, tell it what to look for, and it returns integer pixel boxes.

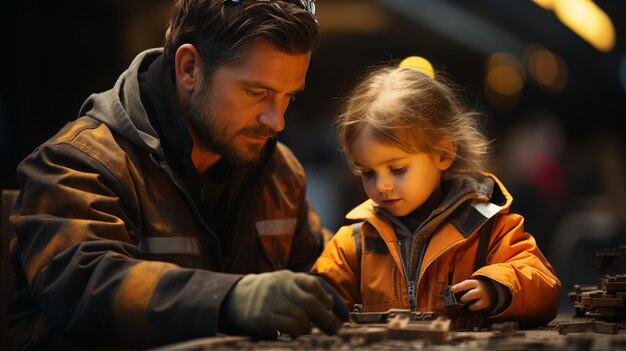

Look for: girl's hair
[336,65,491,179]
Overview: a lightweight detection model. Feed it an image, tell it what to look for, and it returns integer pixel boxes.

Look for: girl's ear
[434,140,456,170]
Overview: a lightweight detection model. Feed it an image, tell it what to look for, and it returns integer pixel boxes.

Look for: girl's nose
[375,175,393,193]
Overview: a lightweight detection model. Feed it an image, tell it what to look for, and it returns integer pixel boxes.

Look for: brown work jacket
[8,49,328,350]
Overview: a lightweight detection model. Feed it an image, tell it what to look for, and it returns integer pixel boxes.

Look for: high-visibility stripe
[255,218,297,236]
[138,237,201,255]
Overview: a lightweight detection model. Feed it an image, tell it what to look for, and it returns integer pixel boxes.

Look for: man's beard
[187,83,276,166]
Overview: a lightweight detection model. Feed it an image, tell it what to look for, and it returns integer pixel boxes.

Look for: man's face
[188,41,311,166]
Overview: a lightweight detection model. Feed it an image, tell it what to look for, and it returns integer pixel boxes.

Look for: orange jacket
[312,173,560,326]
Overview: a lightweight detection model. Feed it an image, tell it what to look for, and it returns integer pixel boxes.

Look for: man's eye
[246,89,265,98]
[391,167,406,175]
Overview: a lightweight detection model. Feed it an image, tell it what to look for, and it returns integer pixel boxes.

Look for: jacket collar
[346,172,512,238]
[140,53,199,188]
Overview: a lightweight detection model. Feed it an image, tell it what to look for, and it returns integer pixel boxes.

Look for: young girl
[311,64,561,328]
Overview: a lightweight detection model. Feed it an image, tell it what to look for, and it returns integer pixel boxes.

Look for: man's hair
[164,0,319,77]
[336,65,491,179]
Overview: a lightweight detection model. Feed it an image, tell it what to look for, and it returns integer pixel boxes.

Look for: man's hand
[451,279,496,312]
[226,270,345,337]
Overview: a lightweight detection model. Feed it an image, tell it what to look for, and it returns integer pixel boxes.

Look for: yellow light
[485,53,525,96]
[484,53,525,111]
[399,56,435,78]
[525,44,568,93]
[532,0,556,10]
[316,2,391,33]
[553,0,615,52]
[487,66,524,96]
[534,50,559,86]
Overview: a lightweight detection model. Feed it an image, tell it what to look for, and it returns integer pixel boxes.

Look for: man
[8,0,346,350]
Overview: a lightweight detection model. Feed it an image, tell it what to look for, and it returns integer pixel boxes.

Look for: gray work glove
[225,270,345,337]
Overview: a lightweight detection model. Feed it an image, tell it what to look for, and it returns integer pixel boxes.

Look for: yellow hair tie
[399,56,435,78]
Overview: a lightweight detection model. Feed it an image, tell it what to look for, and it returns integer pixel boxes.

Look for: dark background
[2,0,625,312]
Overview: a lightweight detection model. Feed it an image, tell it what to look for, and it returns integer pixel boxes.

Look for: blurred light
[532,0,555,10]
[484,53,525,111]
[620,56,626,93]
[316,2,390,33]
[487,65,523,96]
[524,44,568,93]
[399,56,435,78]
[533,0,615,52]
[485,53,525,96]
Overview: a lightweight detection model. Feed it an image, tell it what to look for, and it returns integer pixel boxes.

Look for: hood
[346,172,513,222]
[78,48,164,155]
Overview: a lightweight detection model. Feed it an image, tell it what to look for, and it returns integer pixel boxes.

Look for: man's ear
[175,44,201,93]
[434,139,456,171]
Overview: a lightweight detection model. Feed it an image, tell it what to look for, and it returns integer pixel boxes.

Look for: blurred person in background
[494,111,569,260]
[550,131,626,312]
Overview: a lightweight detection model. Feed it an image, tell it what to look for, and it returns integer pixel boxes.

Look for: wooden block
[591,297,623,307]
[594,321,619,334]
[386,316,450,344]
[557,321,594,335]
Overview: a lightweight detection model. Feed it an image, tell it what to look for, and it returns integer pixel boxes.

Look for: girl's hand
[451,279,495,312]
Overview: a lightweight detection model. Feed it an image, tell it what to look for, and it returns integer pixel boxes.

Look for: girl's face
[350,133,452,217]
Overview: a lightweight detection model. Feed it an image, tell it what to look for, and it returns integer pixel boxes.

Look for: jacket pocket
[256,218,297,270]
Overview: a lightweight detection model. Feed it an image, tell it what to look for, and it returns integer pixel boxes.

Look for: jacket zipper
[398,241,415,308]
[150,153,226,270]
[407,241,429,311]
[376,222,427,311]
[223,169,258,268]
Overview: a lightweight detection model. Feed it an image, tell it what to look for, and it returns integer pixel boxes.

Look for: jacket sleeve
[287,198,332,271]
[273,143,331,271]
[11,140,242,348]
[472,213,561,326]
[310,225,361,308]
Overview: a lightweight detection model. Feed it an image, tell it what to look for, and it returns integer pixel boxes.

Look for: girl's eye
[391,167,407,175]
[360,170,374,178]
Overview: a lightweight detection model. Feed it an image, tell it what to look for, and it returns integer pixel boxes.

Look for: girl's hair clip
[399,56,435,78]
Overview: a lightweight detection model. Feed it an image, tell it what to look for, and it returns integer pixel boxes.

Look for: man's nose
[258,100,286,132]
